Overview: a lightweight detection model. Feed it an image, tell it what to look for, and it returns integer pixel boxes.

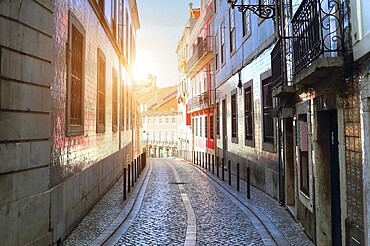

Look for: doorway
[317,109,342,245]
[222,99,228,160]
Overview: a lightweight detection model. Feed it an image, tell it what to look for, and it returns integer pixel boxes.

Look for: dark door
[328,110,341,245]
[222,99,228,160]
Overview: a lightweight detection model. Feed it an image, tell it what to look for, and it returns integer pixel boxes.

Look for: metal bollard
[131,161,134,187]
[222,158,225,181]
[208,153,211,171]
[216,156,219,177]
[205,152,207,170]
[212,155,215,174]
[135,158,137,181]
[247,167,251,199]
[237,163,240,191]
[123,167,127,200]
[228,160,231,186]
[128,164,131,193]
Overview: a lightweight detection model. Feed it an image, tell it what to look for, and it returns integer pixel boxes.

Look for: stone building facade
[0,0,140,244]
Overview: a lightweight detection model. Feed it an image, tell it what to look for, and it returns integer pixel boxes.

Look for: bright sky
[135,0,200,88]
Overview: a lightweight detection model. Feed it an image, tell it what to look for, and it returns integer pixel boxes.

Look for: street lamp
[227,0,275,19]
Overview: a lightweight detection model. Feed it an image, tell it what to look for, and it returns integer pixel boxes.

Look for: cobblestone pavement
[63,175,126,246]
[115,160,187,245]
[174,160,263,245]
[63,158,314,245]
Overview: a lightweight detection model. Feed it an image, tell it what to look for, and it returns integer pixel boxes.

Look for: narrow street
[63,158,314,245]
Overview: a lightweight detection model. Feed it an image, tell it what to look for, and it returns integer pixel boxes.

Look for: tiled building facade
[0,0,140,244]
[213,0,278,197]
[176,0,370,244]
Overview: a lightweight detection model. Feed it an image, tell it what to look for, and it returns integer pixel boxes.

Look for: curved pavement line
[186,161,290,246]
[90,160,153,246]
[165,160,197,246]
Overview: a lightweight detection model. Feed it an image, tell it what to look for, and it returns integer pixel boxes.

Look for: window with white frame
[220,22,226,64]
[159,130,163,141]
[229,7,236,53]
[165,130,169,142]
[242,0,251,38]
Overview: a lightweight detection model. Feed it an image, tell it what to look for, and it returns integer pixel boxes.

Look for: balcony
[188,90,215,113]
[271,38,295,98]
[186,36,213,74]
[291,0,344,86]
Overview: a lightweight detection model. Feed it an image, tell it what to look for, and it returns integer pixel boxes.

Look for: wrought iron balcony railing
[271,38,285,89]
[188,90,215,112]
[291,0,343,75]
[186,36,213,72]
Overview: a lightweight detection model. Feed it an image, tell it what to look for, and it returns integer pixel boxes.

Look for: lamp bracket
[232,4,275,19]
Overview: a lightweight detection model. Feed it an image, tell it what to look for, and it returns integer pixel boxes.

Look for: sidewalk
[189,160,314,246]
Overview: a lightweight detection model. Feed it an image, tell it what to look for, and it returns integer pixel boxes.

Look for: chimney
[189,3,194,18]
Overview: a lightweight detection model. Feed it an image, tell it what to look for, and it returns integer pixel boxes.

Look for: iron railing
[271,38,285,89]
[291,0,343,74]
[186,36,213,72]
[188,90,215,112]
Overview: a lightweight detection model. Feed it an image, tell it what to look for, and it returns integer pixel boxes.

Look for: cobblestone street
[64,158,314,245]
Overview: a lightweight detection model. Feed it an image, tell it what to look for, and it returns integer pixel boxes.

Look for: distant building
[0,0,140,244]
[179,1,216,162]
[138,86,179,157]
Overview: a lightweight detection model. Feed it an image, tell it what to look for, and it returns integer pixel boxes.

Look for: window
[215,33,219,71]
[229,8,236,53]
[200,117,203,137]
[67,12,85,136]
[125,12,129,58]
[210,115,214,140]
[195,118,198,137]
[205,116,208,138]
[153,131,156,141]
[118,0,124,49]
[165,116,169,124]
[231,92,238,142]
[216,102,220,137]
[159,130,163,141]
[242,0,251,38]
[112,69,118,132]
[98,0,104,12]
[153,116,156,124]
[165,130,169,142]
[126,86,129,130]
[298,114,309,196]
[112,0,117,38]
[244,82,254,145]
[220,23,226,64]
[142,116,146,124]
[172,130,176,141]
[172,116,176,124]
[159,116,163,124]
[262,76,274,144]
[120,81,125,130]
[97,49,106,133]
